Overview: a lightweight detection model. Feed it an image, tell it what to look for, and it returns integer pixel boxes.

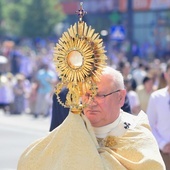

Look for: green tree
[22,0,65,38]
[0,0,65,38]
[1,0,26,36]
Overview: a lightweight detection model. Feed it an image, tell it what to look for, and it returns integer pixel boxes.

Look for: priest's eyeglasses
[84,89,121,104]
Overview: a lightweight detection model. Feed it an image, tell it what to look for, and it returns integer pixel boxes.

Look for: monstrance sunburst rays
[53,6,107,113]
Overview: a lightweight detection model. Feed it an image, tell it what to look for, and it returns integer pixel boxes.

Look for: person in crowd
[132,62,147,86]
[18,66,165,170]
[4,72,15,113]
[136,74,156,112]
[13,74,27,114]
[0,74,14,113]
[33,64,57,118]
[118,61,137,91]
[158,72,167,89]
[148,59,163,89]
[147,60,170,170]
[124,77,140,115]
[28,80,39,115]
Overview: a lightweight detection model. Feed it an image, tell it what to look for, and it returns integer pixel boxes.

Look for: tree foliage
[0,0,65,38]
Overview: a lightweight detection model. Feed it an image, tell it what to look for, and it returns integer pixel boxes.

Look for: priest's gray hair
[102,66,125,90]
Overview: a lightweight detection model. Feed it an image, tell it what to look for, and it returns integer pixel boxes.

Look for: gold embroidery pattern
[104,136,117,148]
[97,136,117,149]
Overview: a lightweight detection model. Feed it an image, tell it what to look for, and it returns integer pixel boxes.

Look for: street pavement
[0,109,51,170]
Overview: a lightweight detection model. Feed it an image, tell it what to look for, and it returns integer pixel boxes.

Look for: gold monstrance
[53,2,107,114]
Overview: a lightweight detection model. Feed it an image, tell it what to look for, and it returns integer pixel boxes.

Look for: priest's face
[83,74,126,127]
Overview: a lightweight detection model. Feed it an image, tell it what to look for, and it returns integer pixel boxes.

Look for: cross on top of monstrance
[75,2,87,22]
[53,2,107,114]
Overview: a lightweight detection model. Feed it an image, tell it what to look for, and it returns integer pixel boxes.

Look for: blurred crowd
[0,38,169,117]
[0,39,58,117]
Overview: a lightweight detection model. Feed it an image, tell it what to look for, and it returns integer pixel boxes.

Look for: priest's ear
[119,89,126,107]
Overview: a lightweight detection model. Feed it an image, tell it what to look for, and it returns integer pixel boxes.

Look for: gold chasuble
[17,111,165,170]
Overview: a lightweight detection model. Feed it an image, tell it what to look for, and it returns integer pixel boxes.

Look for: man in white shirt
[147,60,170,170]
